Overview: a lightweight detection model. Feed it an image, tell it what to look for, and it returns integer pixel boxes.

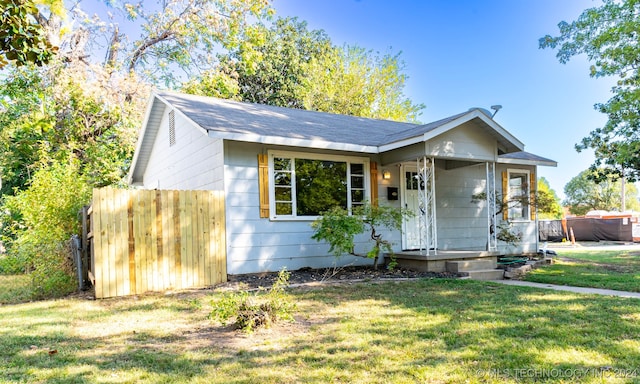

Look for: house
[128,91,556,275]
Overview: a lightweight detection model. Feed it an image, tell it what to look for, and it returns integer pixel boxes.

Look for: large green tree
[301,45,423,122]
[0,0,63,68]
[563,169,640,215]
[540,0,640,182]
[182,17,424,122]
[0,0,273,297]
[185,17,334,108]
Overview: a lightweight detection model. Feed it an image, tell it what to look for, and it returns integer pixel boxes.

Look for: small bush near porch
[1,279,639,383]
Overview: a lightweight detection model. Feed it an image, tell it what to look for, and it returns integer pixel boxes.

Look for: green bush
[311,203,411,269]
[210,269,296,332]
[0,254,28,275]
[2,161,91,298]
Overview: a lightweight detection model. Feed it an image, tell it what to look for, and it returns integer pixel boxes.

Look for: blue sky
[272,0,613,199]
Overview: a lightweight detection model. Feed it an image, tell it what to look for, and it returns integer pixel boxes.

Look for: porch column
[417,156,437,255]
[486,162,497,251]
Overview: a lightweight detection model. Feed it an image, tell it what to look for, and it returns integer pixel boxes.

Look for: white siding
[224,141,398,274]
[142,110,224,191]
[426,122,497,161]
[435,163,488,250]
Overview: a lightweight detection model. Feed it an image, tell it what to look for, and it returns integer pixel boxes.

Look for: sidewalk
[491,280,640,299]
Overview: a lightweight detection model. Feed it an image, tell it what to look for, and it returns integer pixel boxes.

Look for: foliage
[0,64,145,195]
[536,177,563,219]
[301,45,424,122]
[311,203,410,269]
[182,17,424,122]
[65,0,274,86]
[540,0,640,181]
[0,0,62,68]
[563,169,640,215]
[210,269,295,332]
[495,222,522,246]
[471,184,557,246]
[185,17,333,107]
[2,161,91,298]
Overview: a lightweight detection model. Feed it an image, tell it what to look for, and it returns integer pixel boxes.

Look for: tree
[182,17,424,122]
[540,0,640,181]
[0,0,273,299]
[563,169,640,215]
[301,45,424,122]
[0,0,63,68]
[0,63,148,195]
[311,203,412,270]
[471,181,563,246]
[121,0,272,85]
[537,177,563,219]
[183,17,334,108]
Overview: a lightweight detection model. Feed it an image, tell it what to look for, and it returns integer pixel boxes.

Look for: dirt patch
[219,265,461,291]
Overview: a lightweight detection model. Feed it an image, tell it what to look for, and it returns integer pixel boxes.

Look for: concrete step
[446,259,497,273]
[461,269,505,281]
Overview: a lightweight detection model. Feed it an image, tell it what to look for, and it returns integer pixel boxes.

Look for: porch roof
[498,151,557,167]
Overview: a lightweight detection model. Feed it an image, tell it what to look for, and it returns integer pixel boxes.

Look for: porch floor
[387,250,501,273]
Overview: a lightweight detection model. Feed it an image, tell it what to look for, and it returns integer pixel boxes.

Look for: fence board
[89,188,227,299]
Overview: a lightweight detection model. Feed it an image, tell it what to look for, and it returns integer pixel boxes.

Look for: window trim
[268,150,371,221]
[506,168,531,222]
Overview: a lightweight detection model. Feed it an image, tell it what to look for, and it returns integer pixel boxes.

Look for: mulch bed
[222,265,462,290]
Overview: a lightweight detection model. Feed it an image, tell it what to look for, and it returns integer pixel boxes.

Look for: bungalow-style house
[128,91,556,275]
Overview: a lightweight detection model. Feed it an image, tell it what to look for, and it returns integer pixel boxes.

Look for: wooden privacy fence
[88,188,227,299]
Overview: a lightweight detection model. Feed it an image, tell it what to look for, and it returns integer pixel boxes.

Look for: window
[269,151,369,219]
[507,170,530,220]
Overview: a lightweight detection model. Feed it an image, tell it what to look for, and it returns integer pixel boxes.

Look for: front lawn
[524,248,640,292]
[1,279,639,383]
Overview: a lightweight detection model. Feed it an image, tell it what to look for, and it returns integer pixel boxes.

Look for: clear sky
[271,0,614,199]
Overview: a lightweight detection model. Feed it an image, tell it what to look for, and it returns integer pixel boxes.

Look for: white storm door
[401,165,421,250]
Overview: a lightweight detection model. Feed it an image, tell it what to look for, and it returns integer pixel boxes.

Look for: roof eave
[127,93,161,185]
[207,131,379,153]
[498,157,558,167]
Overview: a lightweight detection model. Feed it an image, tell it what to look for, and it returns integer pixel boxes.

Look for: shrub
[2,161,91,298]
[311,203,412,269]
[210,269,296,332]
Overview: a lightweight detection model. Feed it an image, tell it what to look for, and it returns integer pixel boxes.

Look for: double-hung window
[506,169,530,220]
[269,151,370,219]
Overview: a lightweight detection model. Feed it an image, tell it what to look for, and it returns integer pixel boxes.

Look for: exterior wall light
[382,170,391,180]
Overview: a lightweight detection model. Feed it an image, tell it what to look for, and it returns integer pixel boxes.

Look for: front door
[401,165,421,250]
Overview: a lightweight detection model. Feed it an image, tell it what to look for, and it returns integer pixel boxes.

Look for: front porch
[386,250,504,280]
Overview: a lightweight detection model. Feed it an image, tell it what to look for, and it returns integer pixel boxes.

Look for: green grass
[1,279,639,383]
[0,274,32,304]
[525,249,640,292]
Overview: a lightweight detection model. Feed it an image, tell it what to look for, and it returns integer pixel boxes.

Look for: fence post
[80,205,91,290]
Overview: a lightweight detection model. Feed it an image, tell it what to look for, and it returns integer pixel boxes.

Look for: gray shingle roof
[499,151,557,167]
[129,91,556,185]
[158,91,419,147]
